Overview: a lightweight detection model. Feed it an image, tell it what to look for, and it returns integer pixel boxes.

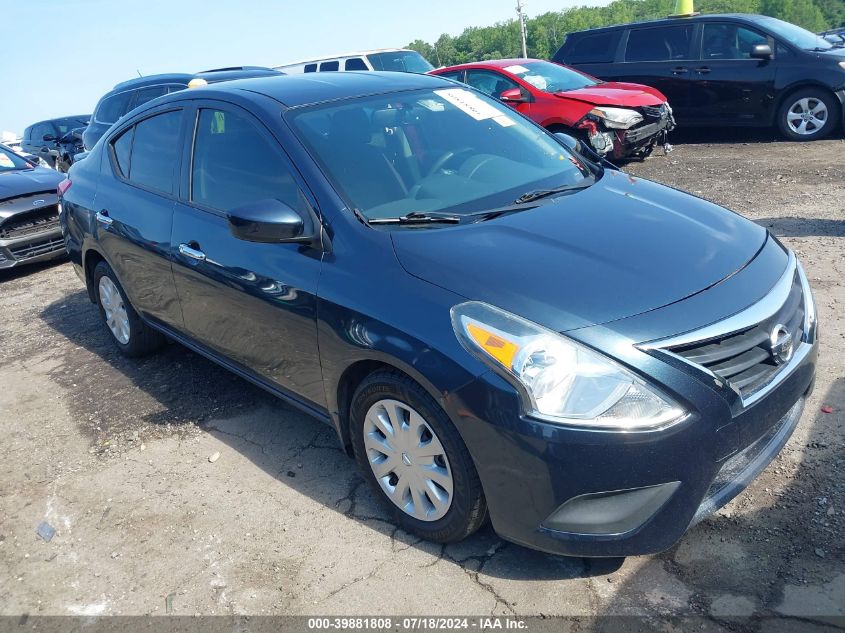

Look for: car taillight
[57,179,72,196]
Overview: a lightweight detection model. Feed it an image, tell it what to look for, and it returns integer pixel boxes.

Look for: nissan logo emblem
[769,323,794,366]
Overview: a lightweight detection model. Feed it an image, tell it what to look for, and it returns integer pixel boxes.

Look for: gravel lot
[1,129,843,626]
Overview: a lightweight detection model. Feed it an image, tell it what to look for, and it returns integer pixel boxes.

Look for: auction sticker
[434,88,503,122]
[0,153,15,168]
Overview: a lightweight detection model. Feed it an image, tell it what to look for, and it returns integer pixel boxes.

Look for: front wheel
[777,89,839,141]
[350,370,488,543]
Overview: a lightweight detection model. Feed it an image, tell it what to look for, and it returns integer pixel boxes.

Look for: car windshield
[54,117,89,134]
[289,87,591,223]
[758,16,834,50]
[503,60,599,92]
[0,146,33,172]
[367,51,434,73]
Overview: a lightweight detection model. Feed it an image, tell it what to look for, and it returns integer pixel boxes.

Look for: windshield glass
[0,146,33,172]
[54,116,89,135]
[503,60,599,92]
[758,16,833,50]
[289,87,591,222]
[367,51,434,74]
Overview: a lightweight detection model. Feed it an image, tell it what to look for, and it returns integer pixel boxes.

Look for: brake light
[57,179,72,196]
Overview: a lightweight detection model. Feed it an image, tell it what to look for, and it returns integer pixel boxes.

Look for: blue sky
[1,0,609,136]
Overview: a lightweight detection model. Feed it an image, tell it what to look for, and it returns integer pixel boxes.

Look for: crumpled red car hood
[556,82,667,107]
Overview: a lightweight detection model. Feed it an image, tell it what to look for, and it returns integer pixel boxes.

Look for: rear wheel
[350,370,487,543]
[93,261,164,357]
[777,89,838,141]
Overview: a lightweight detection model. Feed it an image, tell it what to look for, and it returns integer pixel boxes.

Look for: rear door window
[190,108,309,214]
[625,25,695,61]
[565,31,621,63]
[319,61,340,72]
[126,110,182,194]
[344,57,368,70]
[96,91,133,124]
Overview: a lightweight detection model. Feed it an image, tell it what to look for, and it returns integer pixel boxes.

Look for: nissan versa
[60,72,818,557]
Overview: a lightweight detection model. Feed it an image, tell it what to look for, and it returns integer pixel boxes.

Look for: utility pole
[516,0,528,58]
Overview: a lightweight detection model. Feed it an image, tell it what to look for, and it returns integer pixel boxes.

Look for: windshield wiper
[367,211,462,226]
[513,180,593,205]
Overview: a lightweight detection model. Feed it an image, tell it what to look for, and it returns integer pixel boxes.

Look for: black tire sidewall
[350,371,486,543]
[778,90,838,141]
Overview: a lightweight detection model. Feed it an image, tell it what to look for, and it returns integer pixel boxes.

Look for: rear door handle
[95,210,113,227]
[695,66,711,74]
[178,243,206,262]
[671,66,689,75]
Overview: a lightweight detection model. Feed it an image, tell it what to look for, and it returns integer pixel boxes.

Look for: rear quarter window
[562,31,621,64]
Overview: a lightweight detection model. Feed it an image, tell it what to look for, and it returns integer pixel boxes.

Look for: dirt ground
[1,129,843,627]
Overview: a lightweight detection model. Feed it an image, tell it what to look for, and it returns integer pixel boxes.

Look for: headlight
[451,302,686,430]
[590,106,644,130]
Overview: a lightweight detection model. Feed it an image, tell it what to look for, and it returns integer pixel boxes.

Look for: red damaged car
[430,58,675,160]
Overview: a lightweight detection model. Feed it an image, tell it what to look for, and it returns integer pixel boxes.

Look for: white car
[275,48,433,74]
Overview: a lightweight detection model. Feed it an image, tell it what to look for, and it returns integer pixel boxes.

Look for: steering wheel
[426,147,475,178]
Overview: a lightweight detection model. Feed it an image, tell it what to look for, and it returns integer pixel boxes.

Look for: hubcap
[363,399,453,521]
[98,276,130,345]
[786,97,828,136]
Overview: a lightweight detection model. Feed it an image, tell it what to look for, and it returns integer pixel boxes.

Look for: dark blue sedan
[60,71,818,557]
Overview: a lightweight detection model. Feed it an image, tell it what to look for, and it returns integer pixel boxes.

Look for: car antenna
[136,69,143,77]
[669,0,699,17]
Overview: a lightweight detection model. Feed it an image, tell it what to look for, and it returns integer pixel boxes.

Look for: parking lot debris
[165,592,175,614]
[35,522,55,543]
[208,451,220,463]
[821,405,834,414]
[815,548,826,558]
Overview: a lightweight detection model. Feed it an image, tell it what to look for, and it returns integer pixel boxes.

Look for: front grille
[9,236,65,261]
[667,270,805,399]
[0,206,61,240]
[640,105,666,120]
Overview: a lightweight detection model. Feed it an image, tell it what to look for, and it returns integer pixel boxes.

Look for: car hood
[0,168,64,204]
[555,82,666,107]
[391,171,767,332]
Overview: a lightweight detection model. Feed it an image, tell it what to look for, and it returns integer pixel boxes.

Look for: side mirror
[42,134,57,142]
[553,131,581,152]
[227,198,315,244]
[750,44,773,60]
[499,87,528,104]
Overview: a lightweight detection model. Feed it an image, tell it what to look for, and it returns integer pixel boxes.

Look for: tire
[350,370,488,543]
[93,261,164,357]
[777,89,839,141]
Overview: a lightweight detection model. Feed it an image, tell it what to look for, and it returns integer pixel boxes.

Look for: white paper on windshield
[503,64,530,74]
[493,115,515,127]
[0,154,14,168]
[434,88,503,121]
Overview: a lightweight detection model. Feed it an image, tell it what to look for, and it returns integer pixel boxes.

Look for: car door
[464,69,530,116]
[618,24,699,120]
[688,22,778,124]
[170,101,326,409]
[92,107,185,328]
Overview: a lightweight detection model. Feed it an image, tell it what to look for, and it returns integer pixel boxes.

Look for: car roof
[110,67,281,92]
[276,48,419,67]
[25,115,91,128]
[172,71,451,109]
[435,58,546,71]
[568,13,773,35]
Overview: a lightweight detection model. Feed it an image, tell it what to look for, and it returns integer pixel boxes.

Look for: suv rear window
[96,91,133,124]
[625,25,695,61]
[124,110,182,194]
[563,31,621,64]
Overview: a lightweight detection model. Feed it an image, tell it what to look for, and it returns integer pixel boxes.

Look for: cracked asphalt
[0,129,843,626]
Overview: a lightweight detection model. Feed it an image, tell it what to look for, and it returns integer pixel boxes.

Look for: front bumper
[612,114,674,159]
[0,227,66,269]
[447,335,817,557]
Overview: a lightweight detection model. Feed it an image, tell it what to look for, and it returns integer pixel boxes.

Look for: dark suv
[82,67,283,150]
[61,72,817,557]
[22,116,90,168]
[554,14,845,140]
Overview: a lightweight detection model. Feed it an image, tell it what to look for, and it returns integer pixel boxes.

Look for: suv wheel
[350,370,488,543]
[93,261,164,356]
[778,89,838,141]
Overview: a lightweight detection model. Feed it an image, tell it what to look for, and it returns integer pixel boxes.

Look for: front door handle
[178,243,206,262]
[671,66,689,75]
[695,66,711,74]
[95,210,113,227]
